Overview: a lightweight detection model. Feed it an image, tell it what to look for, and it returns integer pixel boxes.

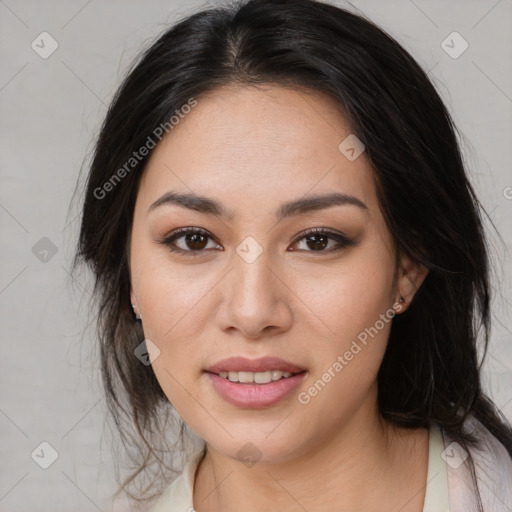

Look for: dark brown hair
[72,0,512,505]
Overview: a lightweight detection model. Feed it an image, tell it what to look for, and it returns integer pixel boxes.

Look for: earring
[132,304,142,320]
[399,296,405,303]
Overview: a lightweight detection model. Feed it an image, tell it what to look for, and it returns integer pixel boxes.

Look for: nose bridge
[231,244,277,309]
[219,240,292,336]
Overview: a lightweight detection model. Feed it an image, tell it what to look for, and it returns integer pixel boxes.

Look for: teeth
[218,370,294,383]
[254,371,272,383]
[239,371,254,383]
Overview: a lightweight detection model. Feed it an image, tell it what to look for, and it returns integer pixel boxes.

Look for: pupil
[307,235,327,250]
[186,233,207,250]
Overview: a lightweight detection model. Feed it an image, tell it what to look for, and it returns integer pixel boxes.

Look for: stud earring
[132,304,142,320]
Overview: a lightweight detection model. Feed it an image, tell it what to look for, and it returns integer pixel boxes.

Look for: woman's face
[129,84,425,464]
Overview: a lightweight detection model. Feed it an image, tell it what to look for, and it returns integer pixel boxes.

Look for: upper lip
[205,356,306,374]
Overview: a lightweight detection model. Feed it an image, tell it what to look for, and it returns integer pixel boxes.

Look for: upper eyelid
[163,226,347,240]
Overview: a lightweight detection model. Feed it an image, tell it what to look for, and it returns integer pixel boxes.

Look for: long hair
[72,0,512,504]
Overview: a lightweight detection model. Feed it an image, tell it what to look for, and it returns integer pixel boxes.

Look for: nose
[216,248,294,340]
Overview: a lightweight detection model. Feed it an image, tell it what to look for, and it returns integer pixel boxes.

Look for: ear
[394,251,429,313]
[130,285,139,314]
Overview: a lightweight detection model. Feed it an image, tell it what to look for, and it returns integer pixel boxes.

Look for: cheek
[136,272,216,375]
[291,245,395,406]
[129,241,215,397]
[131,236,216,339]
[291,247,395,351]
[135,262,214,416]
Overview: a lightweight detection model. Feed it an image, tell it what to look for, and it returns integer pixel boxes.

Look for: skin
[129,84,430,512]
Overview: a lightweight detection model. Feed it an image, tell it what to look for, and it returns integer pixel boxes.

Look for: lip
[204,356,308,409]
[206,371,308,409]
[205,356,306,374]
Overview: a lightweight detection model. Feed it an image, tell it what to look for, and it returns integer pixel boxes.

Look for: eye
[289,227,356,253]
[157,226,356,257]
[157,227,221,256]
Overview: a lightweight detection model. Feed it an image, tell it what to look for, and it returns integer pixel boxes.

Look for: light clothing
[423,424,450,511]
[151,417,512,511]
[442,416,512,511]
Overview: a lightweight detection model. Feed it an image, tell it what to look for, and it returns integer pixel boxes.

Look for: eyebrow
[148,191,368,221]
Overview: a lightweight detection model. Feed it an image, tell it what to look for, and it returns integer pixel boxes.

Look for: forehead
[138,84,377,217]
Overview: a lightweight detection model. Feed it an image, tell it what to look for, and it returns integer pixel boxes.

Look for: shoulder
[441,416,512,511]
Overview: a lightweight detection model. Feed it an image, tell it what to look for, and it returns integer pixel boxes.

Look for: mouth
[204,356,308,408]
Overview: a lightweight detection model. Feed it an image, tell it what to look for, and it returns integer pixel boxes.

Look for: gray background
[1,0,511,510]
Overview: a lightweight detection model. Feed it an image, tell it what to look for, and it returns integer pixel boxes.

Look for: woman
[73,0,512,510]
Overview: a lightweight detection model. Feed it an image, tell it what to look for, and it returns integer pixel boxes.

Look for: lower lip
[206,371,307,409]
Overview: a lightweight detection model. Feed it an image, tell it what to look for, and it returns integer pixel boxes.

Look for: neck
[193,388,428,512]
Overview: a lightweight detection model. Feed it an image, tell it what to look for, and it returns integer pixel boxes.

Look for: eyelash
[157,227,356,257]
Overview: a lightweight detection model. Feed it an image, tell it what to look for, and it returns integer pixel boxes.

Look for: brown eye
[158,227,221,256]
[289,228,356,253]
[157,227,355,257]
[304,234,329,251]
[184,232,209,250]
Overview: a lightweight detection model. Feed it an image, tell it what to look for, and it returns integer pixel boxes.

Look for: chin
[201,427,310,467]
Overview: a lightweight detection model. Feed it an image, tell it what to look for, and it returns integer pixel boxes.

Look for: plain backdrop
[1,0,511,510]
